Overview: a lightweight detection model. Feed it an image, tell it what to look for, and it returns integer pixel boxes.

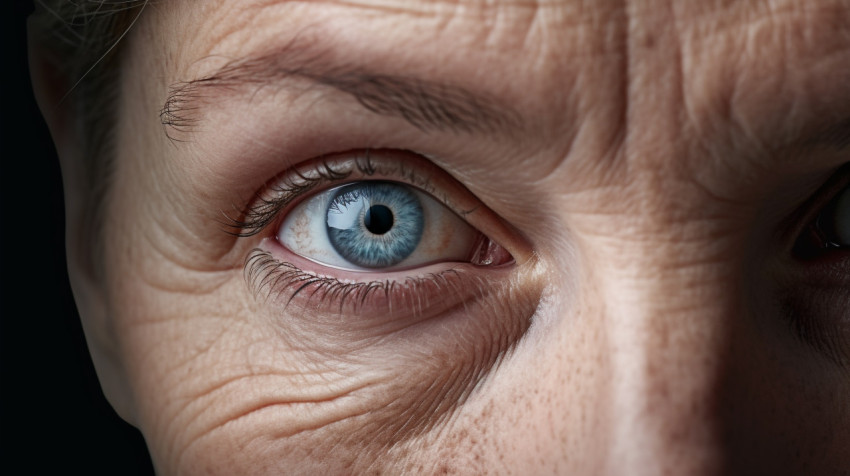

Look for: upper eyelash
[221,150,448,238]
[222,159,355,237]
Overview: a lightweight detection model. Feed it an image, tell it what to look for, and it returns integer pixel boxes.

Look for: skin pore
[36,0,850,474]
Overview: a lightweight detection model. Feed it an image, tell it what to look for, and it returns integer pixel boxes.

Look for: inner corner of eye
[468,233,515,267]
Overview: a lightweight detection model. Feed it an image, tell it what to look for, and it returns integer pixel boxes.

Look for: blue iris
[326,182,425,268]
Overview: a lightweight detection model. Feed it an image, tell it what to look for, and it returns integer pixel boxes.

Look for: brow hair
[160,39,522,140]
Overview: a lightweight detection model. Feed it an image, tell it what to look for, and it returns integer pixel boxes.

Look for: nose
[524,174,764,474]
[592,245,737,476]
[538,216,828,476]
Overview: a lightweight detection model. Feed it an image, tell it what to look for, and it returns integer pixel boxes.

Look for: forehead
[153,0,850,112]
[162,0,850,65]
[137,0,850,183]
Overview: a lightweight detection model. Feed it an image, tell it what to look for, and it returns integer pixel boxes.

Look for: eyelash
[225,161,353,238]
[243,249,474,316]
[228,150,510,318]
[780,162,850,365]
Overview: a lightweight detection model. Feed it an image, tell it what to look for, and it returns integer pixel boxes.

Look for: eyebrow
[160,40,522,140]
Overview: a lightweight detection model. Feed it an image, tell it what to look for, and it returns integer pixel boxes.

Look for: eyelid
[228,149,534,265]
[246,241,511,323]
[233,149,541,328]
[783,162,850,256]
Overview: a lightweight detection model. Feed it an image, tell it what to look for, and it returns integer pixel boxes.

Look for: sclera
[278,182,479,272]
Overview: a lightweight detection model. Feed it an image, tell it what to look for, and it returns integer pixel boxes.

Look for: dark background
[2,3,155,473]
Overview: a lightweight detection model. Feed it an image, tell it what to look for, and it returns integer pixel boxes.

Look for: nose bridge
[572,179,745,474]
[601,260,736,474]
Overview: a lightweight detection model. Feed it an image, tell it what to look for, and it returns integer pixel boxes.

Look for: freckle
[479,401,494,421]
[436,220,453,249]
[640,31,657,49]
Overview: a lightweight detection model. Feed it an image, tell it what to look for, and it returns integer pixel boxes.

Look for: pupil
[364,205,394,235]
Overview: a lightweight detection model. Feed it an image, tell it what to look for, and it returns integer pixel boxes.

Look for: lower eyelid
[779,279,850,367]
[246,241,519,330]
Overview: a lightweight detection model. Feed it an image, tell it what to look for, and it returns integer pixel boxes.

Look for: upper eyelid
[223,149,536,264]
[222,150,473,238]
[222,160,354,237]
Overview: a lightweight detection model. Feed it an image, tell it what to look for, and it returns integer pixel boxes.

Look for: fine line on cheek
[236,249,544,448]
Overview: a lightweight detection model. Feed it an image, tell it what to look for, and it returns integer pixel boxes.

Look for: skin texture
[33,0,850,474]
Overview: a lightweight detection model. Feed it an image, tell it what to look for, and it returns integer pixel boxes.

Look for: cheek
[391,293,614,475]
[107,255,544,473]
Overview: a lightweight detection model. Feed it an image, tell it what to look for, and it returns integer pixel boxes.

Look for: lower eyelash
[244,249,473,319]
[245,249,387,307]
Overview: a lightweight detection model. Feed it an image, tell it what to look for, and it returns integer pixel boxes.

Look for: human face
[62,0,850,473]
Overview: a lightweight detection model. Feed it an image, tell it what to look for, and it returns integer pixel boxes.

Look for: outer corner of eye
[275,180,515,272]
[823,186,850,245]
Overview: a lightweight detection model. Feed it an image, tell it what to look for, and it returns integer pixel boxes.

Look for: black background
[3,3,155,474]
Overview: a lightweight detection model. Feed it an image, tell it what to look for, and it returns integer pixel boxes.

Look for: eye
[813,185,850,249]
[278,180,486,271]
[781,166,850,366]
[793,173,850,260]
[233,150,526,319]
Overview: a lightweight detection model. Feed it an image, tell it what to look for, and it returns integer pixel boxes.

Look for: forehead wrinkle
[147,0,850,174]
[195,0,563,32]
[255,0,564,13]
[161,0,567,99]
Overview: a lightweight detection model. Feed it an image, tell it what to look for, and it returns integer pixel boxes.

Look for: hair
[30,0,148,275]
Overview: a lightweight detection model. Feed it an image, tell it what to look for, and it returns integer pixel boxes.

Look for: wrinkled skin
[34,0,850,474]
